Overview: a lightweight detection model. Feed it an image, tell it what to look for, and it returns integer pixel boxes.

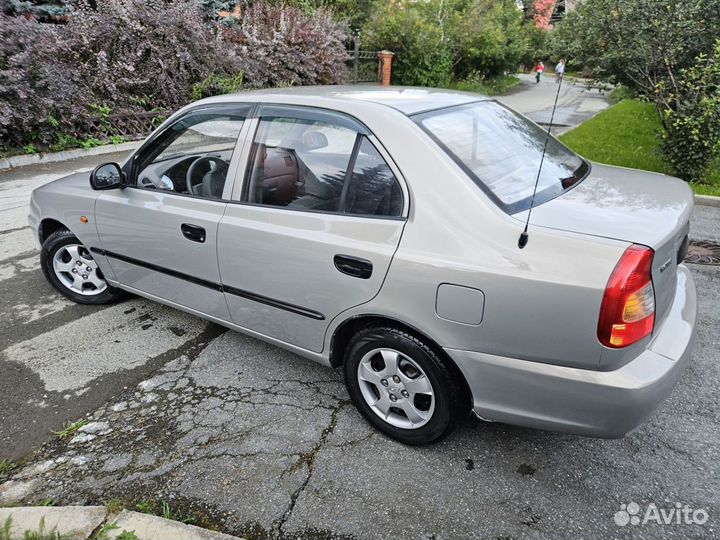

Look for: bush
[659,42,720,183]
[362,0,531,87]
[0,0,349,152]
[220,2,348,88]
[0,14,80,148]
[363,5,452,86]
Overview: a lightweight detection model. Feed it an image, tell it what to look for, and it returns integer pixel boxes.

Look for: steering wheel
[186,156,228,196]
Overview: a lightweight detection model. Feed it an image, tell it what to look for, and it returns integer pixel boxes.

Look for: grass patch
[105,499,125,514]
[0,516,64,540]
[448,75,521,96]
[51,419,88,441]
[559,99,720,197]
[135,499,195,525]
[0,459,16,478]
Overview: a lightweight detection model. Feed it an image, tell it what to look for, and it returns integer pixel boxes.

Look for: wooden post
[377,50,394,86]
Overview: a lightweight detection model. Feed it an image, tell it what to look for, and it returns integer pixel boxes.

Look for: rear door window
[243,108,403,217]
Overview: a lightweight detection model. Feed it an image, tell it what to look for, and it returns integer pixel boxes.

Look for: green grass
[1,516,64,540]
[51,419,88,441]
[0,459,16,478]
[560,99,720,197]
[448,75,521,96]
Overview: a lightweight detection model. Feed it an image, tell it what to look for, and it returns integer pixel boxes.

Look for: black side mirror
[90,162,125,190]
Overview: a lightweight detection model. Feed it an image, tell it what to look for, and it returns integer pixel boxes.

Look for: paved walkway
[497,73,613,134]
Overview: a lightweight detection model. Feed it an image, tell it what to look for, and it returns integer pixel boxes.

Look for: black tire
[343,325,467,445]
[40,228,124,305]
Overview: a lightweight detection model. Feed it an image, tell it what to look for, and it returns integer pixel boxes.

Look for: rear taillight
[598,244,655,348]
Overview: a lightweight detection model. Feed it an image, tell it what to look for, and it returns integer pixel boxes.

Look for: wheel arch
[329,314,473,408]
[38,218,70,245]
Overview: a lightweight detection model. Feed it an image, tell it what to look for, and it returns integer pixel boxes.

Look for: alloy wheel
[52,244,107,296]
[357,347,436,429]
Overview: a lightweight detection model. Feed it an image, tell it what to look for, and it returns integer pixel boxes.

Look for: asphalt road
[1,119,719,539]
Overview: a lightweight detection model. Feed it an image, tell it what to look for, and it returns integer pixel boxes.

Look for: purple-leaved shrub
[0,0,349,151]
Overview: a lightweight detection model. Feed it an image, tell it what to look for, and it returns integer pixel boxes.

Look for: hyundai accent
[29,87,697,444]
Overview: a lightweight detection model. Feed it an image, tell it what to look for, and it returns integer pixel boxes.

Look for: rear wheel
[40,229,123,305]
[344,325,466,445]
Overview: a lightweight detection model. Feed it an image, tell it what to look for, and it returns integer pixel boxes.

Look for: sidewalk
[497,73,612,134]
[0,506,245,540]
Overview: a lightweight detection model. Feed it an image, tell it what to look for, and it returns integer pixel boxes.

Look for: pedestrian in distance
[555,59,565,83]
[534,61,545,83]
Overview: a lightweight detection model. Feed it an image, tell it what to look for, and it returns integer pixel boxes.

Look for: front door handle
[334,254,373,279]
[181,223,206,243]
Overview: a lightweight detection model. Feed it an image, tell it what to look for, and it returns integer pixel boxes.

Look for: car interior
[247,120,403,215]
[134,113,403,216]
[135,115,244,199]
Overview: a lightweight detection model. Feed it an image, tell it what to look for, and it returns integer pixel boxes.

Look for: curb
[0,506,245,540]
[695,194,720,208]
[0,141,141,171]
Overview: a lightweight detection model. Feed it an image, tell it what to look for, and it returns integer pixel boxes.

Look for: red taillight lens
[598,244,655,348]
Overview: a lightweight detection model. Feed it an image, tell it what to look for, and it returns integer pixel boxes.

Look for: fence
[347,34,387,84]
[79,110,168,141]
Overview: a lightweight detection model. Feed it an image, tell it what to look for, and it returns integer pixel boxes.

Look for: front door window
[133,109,247,200]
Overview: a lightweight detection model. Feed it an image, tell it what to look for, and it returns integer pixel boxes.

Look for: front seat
[200,161,228,199]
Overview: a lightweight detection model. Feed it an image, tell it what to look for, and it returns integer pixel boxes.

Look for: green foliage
[609,85,635,103]
[449,74,521,95]
[51,419,87,441]
[553,0,720,183]
[191,72,245,100]
[560,100,670,174]
[134,501,153,514]
[552,0,720,94]
[105,499,125,514]
[90,521,118,540]
[133,499,195,524]
[0,514,67,540]
[659,42,720,183]
[0,516,11,540]
[0,459,16,477]
[23,144,37,155]
[116,531,139,540]
[80,137,102,149]
[560,99,720,195]
[363,0,532,86]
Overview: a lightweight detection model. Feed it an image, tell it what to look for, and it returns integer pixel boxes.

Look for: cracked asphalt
[1,153,719,539]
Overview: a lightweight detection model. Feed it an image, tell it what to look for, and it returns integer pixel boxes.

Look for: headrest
[300,131,328,151]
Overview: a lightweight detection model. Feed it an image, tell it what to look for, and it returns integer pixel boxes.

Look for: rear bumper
[446,265,697,438]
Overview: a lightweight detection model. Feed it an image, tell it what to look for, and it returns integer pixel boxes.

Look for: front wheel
[40,229,124,305]
[344,325,467,445]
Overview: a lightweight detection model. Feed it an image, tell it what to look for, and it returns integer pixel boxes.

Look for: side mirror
[90,163,125,190]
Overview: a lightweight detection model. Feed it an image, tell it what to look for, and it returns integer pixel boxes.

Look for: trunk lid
[517,163,694,323]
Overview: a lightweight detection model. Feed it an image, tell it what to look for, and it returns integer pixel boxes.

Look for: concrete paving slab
[108,510,244,540]
[0,506,106,540]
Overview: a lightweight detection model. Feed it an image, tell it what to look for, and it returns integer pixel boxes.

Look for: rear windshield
[414,101,589,214]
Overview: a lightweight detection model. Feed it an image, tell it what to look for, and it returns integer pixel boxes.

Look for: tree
[553,0,720,181]
[363,0,532,85]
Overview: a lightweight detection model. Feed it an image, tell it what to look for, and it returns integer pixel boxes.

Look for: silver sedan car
[29,87,697,445]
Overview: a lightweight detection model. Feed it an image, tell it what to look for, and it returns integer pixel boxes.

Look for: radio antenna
[518,70,564,249]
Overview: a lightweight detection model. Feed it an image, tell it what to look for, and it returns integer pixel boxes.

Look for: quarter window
[244,113,403,217]
[134,110,246,200]
[346,137,403,217]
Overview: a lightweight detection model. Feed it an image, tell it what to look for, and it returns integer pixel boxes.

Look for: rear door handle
[334,254,373,279]
[181,223,206,243]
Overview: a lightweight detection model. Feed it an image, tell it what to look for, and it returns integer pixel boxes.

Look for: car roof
[204,85,487,116]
